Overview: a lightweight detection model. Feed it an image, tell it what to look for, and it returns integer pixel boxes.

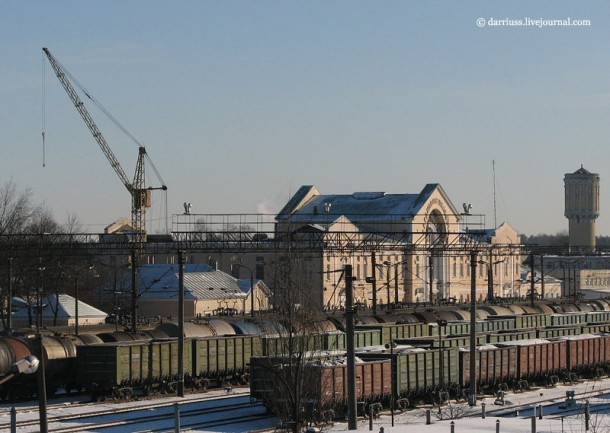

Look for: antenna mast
[492,160,497,228]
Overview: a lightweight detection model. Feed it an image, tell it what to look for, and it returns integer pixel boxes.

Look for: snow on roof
[135,263,250,300]
[277,184,458,223]
[13,293,107,318]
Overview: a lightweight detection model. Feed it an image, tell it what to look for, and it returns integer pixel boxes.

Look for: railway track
[0,389,266,432]
[488,384,610,418]
[48,400,269,433]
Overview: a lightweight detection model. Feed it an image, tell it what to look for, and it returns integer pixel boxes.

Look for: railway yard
[4,300,610,430]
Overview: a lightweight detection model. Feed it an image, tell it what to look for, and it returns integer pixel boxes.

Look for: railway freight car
[76,338,191,399]
[562,333,610,377]
[0,337,33,400]
[191,334,262,388]
[250,354,391,417]
[496,338,567,386]
[356,345,459,404]
[315,358,391,414]
[249,351,346,404]
[458,344,517,391]
[354,323,428,346]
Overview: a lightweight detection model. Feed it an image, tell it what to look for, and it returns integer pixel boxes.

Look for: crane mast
[42,48,166,245]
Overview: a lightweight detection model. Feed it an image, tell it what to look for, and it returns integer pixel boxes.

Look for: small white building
[12,294,108,328]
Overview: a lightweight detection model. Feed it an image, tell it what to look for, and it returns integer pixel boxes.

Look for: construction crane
[42,48,167,246]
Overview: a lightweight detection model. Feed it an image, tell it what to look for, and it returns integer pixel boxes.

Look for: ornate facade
[275,184,522,309]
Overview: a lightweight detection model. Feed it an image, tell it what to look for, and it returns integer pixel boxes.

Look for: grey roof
[13,294,107,318]
[277,184,457,224]
[134,264,248,301]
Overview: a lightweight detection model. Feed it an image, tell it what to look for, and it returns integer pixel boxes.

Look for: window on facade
[255,264,265,280]
[452,257,457,277]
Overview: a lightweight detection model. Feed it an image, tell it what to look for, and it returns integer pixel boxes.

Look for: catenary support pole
[177,250,185,397]
[8,258,13,332]
[345,264,357,430]
[371,252,377,315]
[468,250,477,406]
[530,253,535,307]
[37,261,48,433]
[131,249,138,332]
[540,255,545,299]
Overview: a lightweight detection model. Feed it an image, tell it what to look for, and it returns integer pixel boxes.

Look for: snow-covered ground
[4,379,610,432]
[325,378,610,433]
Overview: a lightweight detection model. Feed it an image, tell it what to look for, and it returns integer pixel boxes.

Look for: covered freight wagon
[192,334,262,386]
[76,338,191,399]
[458,344,517,389]
[496,338,567,383]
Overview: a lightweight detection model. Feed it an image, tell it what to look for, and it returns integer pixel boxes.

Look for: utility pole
[487,250,494,303]
[540,255,545,300]
[429,255,434,304]
[177,250,185,397]
[36,260,48,433]
[394,263,399,307]
[385,262,391,312]
[530,253,535,307]
[8,258,13,332]
[468,250,477,407]
[371,252,377,315]
[345,264,357,430]
[131,249,138,333]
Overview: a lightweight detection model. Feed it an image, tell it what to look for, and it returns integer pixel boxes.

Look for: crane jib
[41,48,167,243]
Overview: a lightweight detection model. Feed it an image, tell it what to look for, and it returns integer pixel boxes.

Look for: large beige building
[274,184,522,309]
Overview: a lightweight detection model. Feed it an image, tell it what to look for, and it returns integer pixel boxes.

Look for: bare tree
[62,212,83,234]
[25,203,59,234]
[251,244,335,433]
[0,178,33,235]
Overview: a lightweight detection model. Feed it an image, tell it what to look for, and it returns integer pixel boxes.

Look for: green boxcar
[149,339,192,382]
[357,347,459,396]
[487,329,537,343]
[77,341,149,390]
[582,323,610,334]
[586,311,610,324]
[537,326,581,338]
[429,322,470,336]
[477,318,516,333]
[356,323,428,346]
[395,334,487,349]
[395,348,459,395]
[550,313,587,327]
[261,334,326,356]
[323,330,382,350]
[515,314,551,329]
[193,335,261,382]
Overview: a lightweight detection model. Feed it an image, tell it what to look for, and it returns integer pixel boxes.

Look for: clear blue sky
[2,1,609,236]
